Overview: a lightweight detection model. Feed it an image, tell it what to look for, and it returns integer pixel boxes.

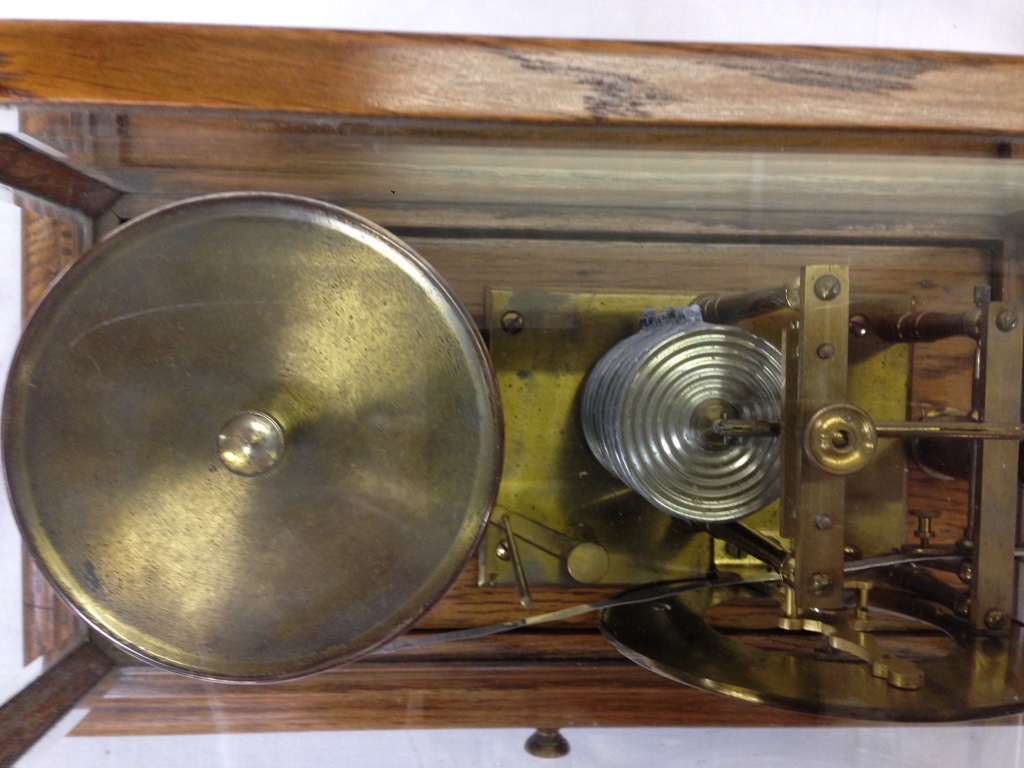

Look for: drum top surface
[3,194,502,681]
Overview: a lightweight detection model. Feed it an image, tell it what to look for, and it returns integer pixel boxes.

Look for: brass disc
[601,584,1024,721]
[3,193,502,681]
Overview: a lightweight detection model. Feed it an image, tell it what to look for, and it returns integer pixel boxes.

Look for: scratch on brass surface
[68,300,282,350]
[496,48,672,120]
[274,507,312,555]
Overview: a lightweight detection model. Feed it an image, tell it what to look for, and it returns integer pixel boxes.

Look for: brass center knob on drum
[217,411,286,477]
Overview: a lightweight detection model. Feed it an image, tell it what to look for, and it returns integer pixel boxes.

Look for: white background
[4,1,1024,55]
[4,2,1024,766]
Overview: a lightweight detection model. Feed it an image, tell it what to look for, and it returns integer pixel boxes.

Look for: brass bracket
[778,578,923,689]
[801,618,925,690]
[969,297,1023,632]
[782,266,851,613]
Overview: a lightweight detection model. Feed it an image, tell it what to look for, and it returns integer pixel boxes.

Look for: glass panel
[0,191,37,706]
[15,723,1024,767]
[5,111,1024,758]
[1,188,91,708]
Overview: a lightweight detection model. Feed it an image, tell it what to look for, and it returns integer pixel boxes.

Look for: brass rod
[713,419,780,438]
[874,309,982,343]
[713,522,787,570]
[493,508,577,559]
[875,422,1024,440]
[716,418,1024,440]
[500,514,533,608]
[878,563,967,613]
[694,275,800,324]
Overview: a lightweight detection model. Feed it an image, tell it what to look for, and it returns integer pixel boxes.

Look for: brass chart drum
[2,193,503,681]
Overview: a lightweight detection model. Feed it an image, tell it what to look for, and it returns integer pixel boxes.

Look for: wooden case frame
[2,21,1024,762]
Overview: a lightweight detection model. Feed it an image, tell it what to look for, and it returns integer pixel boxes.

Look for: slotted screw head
[814,275,842,301]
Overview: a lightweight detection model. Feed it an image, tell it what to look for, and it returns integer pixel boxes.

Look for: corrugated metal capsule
[581,306,782,523]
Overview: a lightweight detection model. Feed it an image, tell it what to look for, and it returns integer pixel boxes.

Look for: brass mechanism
[485,267,1024,720]
[5,191,1024,721]
[596,268,1024,720]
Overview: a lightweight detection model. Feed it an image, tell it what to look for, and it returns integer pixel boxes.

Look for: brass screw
[985,609,1008,630]
[780,556,797,587]
[495,539,512,561]
[501,310,525,335]
[954,596,971,618]
[849,314,868,338]
[847,580,872,625]
[814,275,842,301]
[996,309,1019,332]
[813,513,833,530]
[810,572,835,595]
[816,343,835,360]
[856,583,870,617]
[957,560,972,585]
[913,511,937,548]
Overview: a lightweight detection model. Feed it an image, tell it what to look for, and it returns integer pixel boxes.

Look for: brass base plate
[481,289,911,587]
[482,289,713,587]
[601,584,1024,721]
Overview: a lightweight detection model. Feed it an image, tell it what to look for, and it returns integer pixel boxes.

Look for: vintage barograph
[2,22,1024,760]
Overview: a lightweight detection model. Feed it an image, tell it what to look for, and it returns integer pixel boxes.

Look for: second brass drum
[2,193,503,681]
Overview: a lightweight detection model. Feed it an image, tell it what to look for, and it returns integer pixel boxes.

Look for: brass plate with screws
[481,289,910,587]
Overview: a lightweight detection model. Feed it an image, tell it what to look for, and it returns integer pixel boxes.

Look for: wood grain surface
[71,659,849,735]
[2,22,1022,740]
[2,23,1024,135]
[0,135,120,216]
[20,205,84,320]
[21,552,81,667]
[0,642,113,765]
